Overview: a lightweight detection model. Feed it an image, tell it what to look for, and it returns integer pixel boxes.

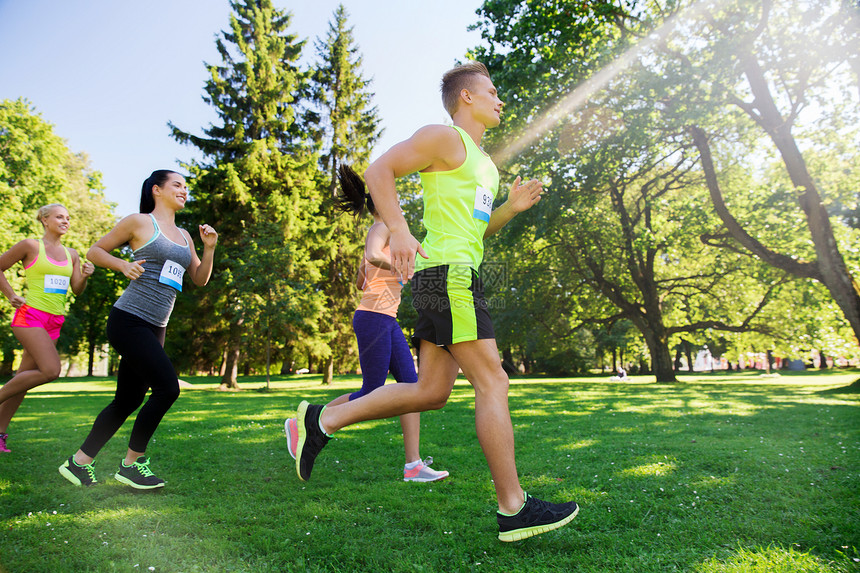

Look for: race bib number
[44,274,70,295]
[472,185,494,223]
[159,259,185,292]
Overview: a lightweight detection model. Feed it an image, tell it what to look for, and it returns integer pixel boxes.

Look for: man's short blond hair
[441,61,491,117]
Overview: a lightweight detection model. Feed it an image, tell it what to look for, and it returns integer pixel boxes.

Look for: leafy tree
[594,320,640,373]
[170,0,327,388]
[60,265,125,376]
[309,4,382,384]
[471,3,794,381]
[470,0,860,378]
[55,149,121,376]
[0,99,115,375]
[677,0,860,350]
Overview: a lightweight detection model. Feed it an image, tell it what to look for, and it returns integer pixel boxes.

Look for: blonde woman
[0,204,94,453]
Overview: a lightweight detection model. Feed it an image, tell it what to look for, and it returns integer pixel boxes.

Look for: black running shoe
[114,456,165,490]
[497,493,579,542]
[59,456,98,487]
[295,401,331,482]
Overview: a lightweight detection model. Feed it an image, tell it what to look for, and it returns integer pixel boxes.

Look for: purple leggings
[349,310,417,401]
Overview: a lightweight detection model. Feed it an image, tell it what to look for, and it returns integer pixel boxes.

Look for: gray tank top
[114,214,193,327]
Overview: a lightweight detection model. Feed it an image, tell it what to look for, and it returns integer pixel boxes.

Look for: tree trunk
[87,341,96,377]
[219,348,227,377]
[639,325,676,382]
[819,349,828,369]
[279,344,293,375]
[265,334,271,388]
[502,347,517,375]
[322,355,334,386]
[0,347,14,376]
[109,352,119,376]
[220,344,240,390]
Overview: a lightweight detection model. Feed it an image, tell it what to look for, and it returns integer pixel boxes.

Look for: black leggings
[80,307,180,457]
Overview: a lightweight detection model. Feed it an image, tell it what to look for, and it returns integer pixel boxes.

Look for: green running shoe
[115,456,165,490]
[59,456,98,487]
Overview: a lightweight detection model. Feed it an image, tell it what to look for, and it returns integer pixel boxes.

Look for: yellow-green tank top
[416,125,500,273]
[24,239,72,316]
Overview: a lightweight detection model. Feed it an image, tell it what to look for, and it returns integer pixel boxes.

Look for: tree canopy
[469,0,859,377]
[4,1,858,382]
[0,98,117,374]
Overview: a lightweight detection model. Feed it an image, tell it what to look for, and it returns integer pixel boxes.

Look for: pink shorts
[11,304,65,340]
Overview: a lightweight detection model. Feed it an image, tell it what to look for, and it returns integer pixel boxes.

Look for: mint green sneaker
[114,456,165,490]
[59,456,98,487]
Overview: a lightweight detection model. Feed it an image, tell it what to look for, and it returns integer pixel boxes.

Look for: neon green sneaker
[59,456,98,487]
[114,456,165,490]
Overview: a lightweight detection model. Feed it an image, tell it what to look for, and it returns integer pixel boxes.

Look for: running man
[293,61,579,542]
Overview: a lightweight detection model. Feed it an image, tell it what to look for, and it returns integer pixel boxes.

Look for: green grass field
[1,370,858,572]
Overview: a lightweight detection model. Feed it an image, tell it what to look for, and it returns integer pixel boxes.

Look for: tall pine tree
[310,4,382,384]
[170,0,327,388]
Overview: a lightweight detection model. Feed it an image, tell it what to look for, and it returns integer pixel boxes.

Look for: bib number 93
[472,185,494,223]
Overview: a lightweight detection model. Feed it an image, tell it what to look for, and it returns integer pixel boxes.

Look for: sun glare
[493,0,715,166]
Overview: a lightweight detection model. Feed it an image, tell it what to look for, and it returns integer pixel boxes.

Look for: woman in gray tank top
[59,170,218,490]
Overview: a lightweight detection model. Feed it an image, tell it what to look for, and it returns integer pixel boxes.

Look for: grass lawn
[1,369,858,572]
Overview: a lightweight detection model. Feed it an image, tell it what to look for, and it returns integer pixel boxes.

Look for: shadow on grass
[2,376,858,572]
[819,378,860,394]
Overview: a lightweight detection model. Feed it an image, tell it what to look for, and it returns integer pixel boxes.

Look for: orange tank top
[356,245,402,317]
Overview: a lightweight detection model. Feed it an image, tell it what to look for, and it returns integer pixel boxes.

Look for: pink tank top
[356,245,402,318]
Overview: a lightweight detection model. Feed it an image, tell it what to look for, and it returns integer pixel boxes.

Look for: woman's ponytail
[334,164,375,216]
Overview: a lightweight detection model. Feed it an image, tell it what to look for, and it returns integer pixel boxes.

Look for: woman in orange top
[285,165,447,482]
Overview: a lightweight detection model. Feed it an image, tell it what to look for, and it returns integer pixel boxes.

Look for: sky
[0,0,486,217]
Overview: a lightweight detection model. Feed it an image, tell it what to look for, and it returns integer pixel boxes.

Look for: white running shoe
[403,456,449,482]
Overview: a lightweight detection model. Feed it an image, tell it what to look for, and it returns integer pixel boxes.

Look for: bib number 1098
[159,260,185,292]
